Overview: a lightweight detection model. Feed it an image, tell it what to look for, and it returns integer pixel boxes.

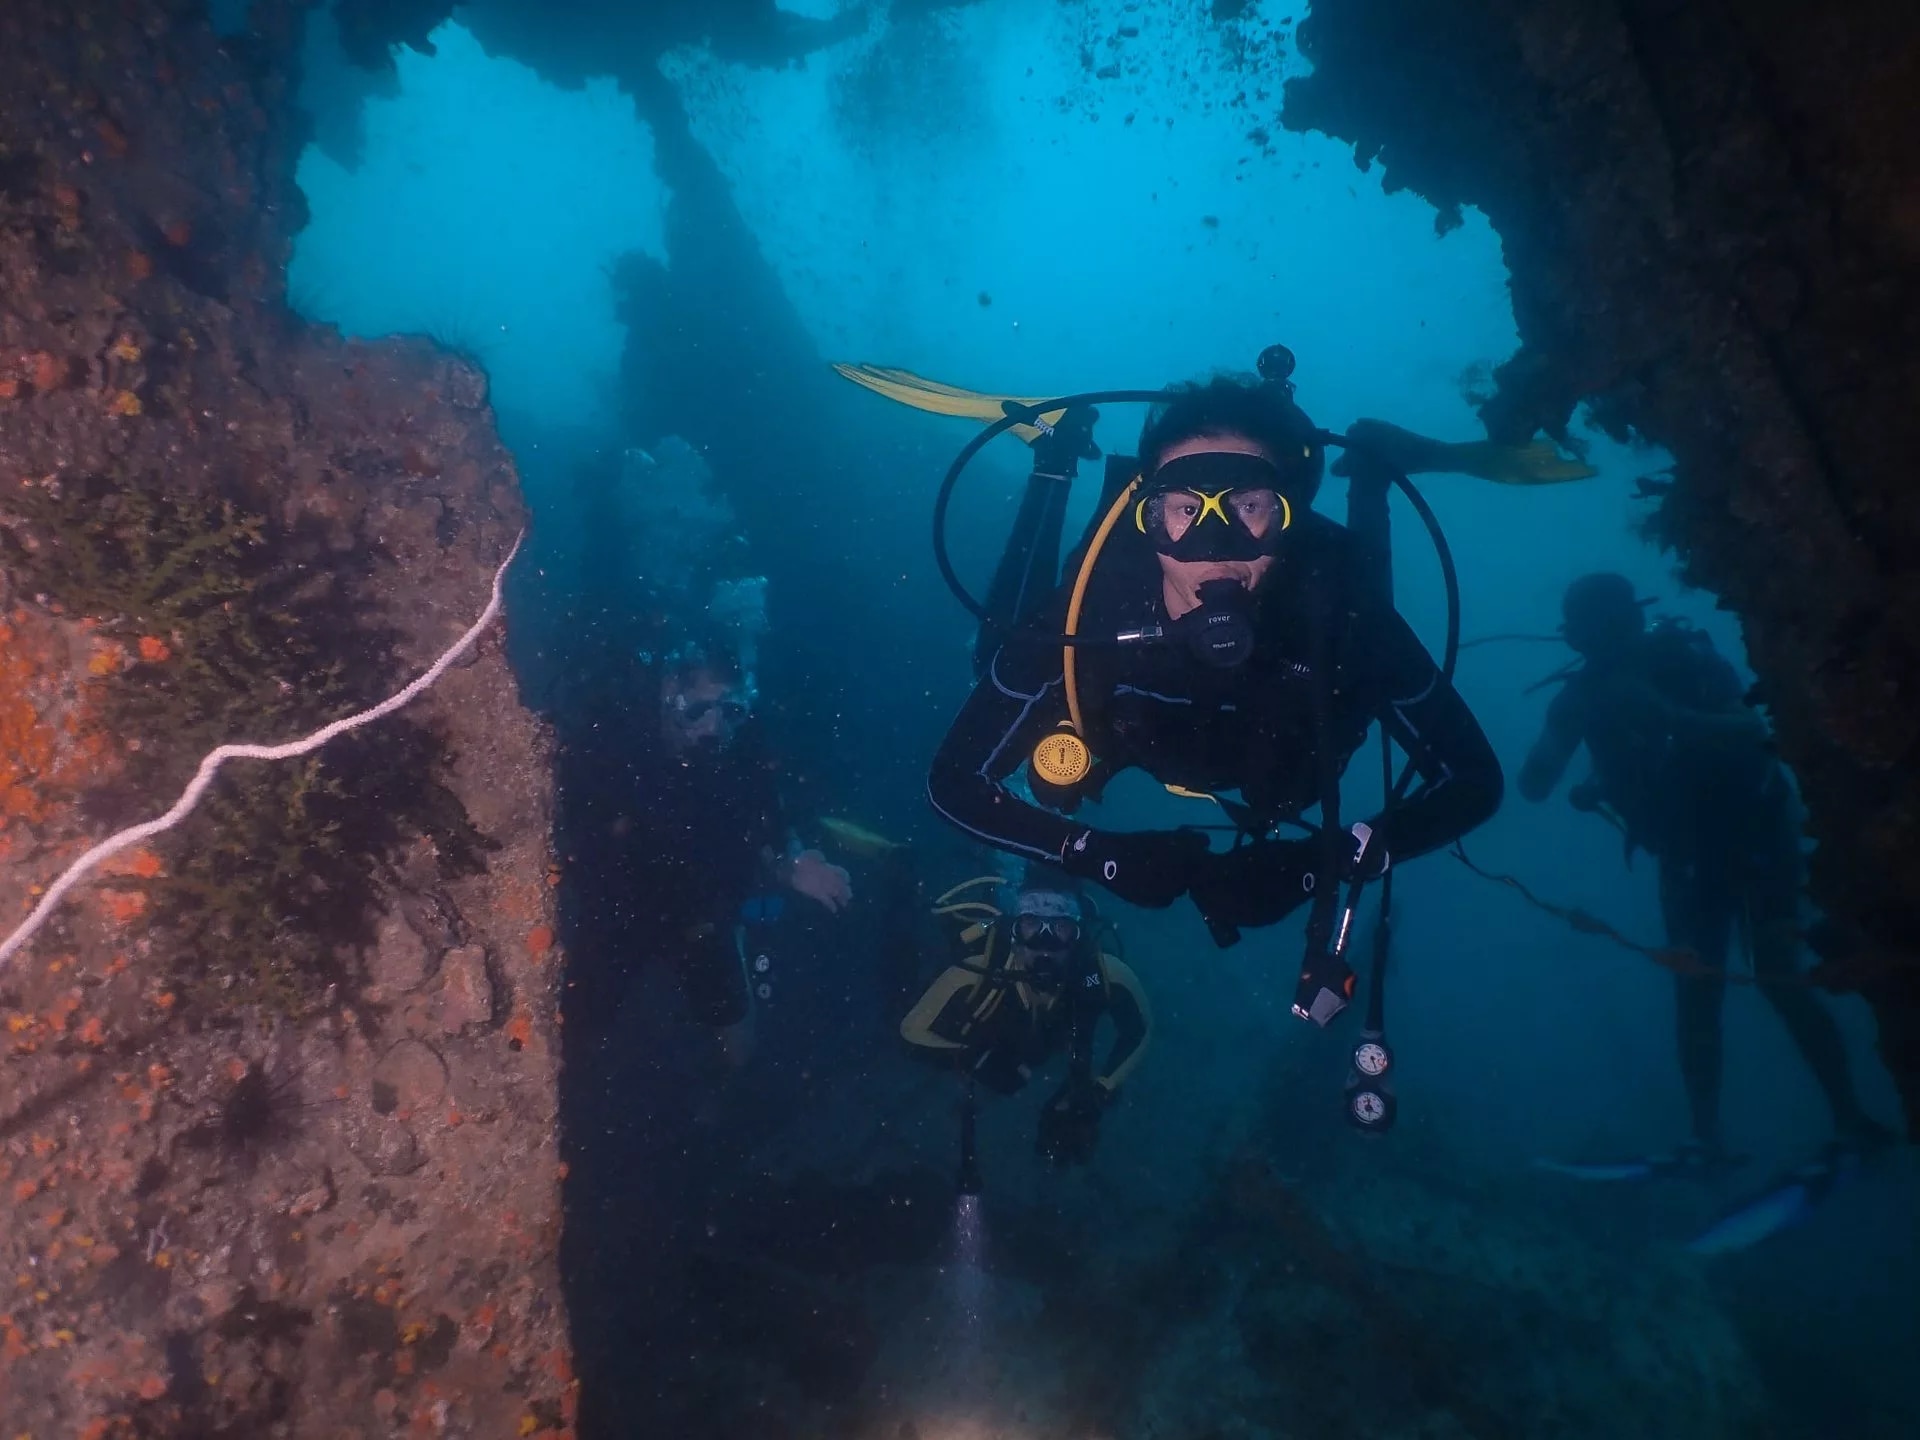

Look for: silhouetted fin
[1684,1143,1859,1256]
[1533,1145,1747,1184]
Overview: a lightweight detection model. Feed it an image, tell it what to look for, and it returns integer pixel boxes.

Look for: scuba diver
[1519,573,1895,1175]
[917,367,1504,1021]
[551,434,852,1070]
[901,870,1151,1168]
[549,433,848,1067]
[559,631,852,1066]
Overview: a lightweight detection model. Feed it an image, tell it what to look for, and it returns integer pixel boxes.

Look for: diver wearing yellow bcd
[901,873,1150,1165]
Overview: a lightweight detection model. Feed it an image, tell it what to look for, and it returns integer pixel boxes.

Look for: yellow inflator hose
[1063,477,1142,739]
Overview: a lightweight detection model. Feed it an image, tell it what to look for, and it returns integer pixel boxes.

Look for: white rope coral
[0,532,524,968]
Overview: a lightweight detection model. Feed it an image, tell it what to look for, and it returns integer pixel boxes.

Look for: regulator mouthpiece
[1176,579,1257,668]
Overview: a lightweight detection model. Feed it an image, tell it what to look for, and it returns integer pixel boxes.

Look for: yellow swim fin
[1344,418,1597,485]
[833,362,1068,445]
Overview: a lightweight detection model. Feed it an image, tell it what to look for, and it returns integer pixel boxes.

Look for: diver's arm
[1367,610,1504,860]
[1094,956,1153,1094]
[1518,685,1583,803]
[926,642,1082,866]
[899,968,978,1052]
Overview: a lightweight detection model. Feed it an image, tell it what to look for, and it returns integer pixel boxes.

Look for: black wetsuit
[1520,626,1872,1143]
[927,512,1502,924]
[559,706,786,1040]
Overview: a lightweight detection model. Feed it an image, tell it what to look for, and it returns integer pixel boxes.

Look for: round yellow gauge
[1031,727,1092,786]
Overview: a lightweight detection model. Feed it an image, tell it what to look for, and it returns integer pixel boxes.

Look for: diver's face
[661,668,751,752]
[1151,431,1279,616]
[1008,910,1080,987]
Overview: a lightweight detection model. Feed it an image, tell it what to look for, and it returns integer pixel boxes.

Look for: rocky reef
[0,2,568,1434]
[1285,0,1920,1136]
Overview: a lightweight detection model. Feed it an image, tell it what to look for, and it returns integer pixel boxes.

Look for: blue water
[288,3,1914,1435]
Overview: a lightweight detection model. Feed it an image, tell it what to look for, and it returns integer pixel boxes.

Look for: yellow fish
[820,816,905,858]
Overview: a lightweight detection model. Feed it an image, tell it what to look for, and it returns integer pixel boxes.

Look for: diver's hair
[1015,861,1088,910]
[1138,373,1325,499]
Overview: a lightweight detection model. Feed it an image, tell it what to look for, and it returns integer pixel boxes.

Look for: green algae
[0,469,491,1014]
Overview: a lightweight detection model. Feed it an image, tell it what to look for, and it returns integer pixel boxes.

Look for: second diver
[901,870,1151,1167]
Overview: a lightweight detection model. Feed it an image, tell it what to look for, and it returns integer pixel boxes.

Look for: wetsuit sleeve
[1518,684,1584,802]
[1366,609,1504,860]
[926,638,1080,866]
[1094,956,1152,1094]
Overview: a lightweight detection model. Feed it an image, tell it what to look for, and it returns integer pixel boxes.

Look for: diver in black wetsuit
[559,636,851,1064]
[1519,572,1892,1166]
[925,374,1503,989]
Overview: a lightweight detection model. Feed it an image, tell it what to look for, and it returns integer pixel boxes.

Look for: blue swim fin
[1683,1143,1858,1256]
[1533,1142,1746,1183]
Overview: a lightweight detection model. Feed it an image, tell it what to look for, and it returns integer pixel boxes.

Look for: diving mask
[1135,451,1293,564]
[1012,913,1081,949]
[1011,888,1083,952]
[664,680,755,748]
[670,694,752,726]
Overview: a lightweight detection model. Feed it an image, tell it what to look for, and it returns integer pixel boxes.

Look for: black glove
[1188,837,1317,944]
[1189,826,1390,947]
[1028,405,1101,474]
[1059,827,1209,909]
[1036,1077,1110,1166]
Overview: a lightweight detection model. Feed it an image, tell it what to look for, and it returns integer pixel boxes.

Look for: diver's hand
[1036,1078,1109,1166]
[1189,828,1384,945]
[788,850,853,913]
[1059,827,1208,909]
[1029,405,1101,472]
[1189,838,1319,940]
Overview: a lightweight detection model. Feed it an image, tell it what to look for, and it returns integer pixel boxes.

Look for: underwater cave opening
[279,0,1914,1433]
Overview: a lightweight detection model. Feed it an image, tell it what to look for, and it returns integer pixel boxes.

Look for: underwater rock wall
[0,2,570,1435]
[1284,0,1920,1135]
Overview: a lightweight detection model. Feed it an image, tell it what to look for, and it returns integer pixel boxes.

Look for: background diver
[559,626,852,1071]
[1519,572,1896,1182]
[901,870,1151,1168]
[920,365,1504,1017]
